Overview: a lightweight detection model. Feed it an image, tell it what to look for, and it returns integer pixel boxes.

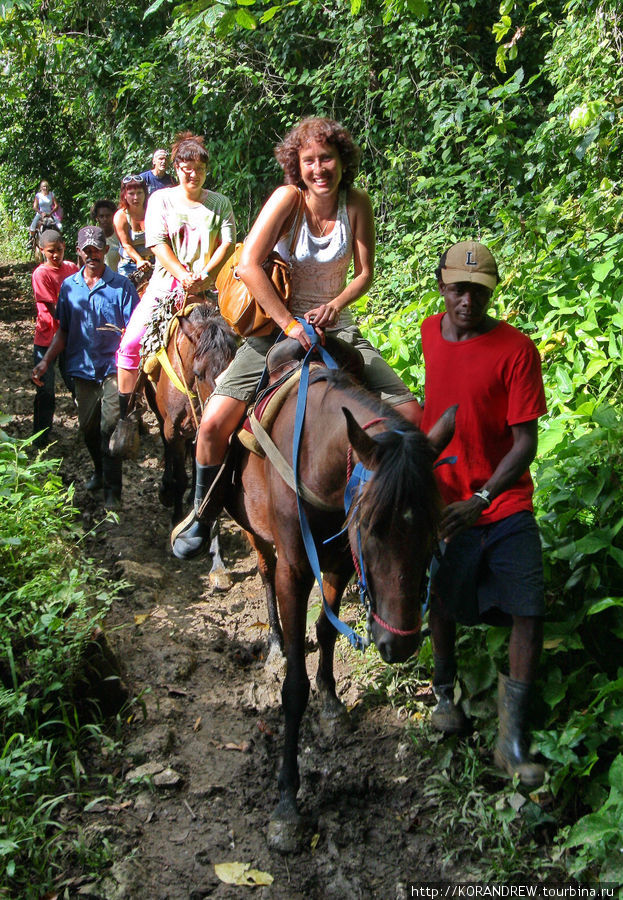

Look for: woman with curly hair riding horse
[172,116,422,560]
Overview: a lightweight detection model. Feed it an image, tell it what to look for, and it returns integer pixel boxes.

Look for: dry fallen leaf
[310,833,320,852]
[214,861,273,886]
[105,800,133,812]
[223,741,251,752]
[167,685,188,697]
[193,716,202,732]
[134,613,151,625]
[168,828,190,844]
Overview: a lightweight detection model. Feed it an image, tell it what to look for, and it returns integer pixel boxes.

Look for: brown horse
[224,366,456,851]
[143,302,237,585]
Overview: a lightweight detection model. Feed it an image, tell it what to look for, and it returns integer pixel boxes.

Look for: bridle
[344,419,423,644]
[290,319,431,652]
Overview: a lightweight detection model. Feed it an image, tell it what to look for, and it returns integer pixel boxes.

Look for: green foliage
[0,200,30,265]
[0,426,123,894]
[562,754,623,883]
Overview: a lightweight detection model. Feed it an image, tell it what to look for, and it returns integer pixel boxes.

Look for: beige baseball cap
[440,241,499,290]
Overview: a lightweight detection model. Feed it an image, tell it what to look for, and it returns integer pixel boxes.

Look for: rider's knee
[197,412,223,444]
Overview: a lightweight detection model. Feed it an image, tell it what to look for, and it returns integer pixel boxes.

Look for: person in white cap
[420,240,548,788]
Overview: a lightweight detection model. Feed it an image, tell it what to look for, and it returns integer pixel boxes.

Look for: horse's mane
[188,305,237,375]
[311,368,440,536]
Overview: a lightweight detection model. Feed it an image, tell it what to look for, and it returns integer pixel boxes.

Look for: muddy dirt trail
[1,263,450,899]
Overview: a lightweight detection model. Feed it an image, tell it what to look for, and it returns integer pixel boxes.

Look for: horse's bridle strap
[155,346,196,400]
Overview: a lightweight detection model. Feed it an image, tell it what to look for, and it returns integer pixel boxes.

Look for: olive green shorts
[212,325,414,406]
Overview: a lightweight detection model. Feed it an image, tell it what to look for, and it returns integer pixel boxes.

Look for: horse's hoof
[264,642,286,678]
[318,695,349,736]
[209,569,233,591]
[267,811,304,854]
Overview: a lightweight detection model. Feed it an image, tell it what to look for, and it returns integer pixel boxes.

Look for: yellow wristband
[284,320,298,335]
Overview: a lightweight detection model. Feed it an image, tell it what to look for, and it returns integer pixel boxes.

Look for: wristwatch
[473,489,492,507]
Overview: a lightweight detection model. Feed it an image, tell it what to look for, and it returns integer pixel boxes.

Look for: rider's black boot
[171,461,226,560]
[118,392,131,419]
[494,673,545,788]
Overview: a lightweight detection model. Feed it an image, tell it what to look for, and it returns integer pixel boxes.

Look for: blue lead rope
[291,319,371,652]
[289,320,457,651]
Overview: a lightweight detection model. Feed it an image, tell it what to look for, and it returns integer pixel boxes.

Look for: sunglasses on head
[122,174,145,185]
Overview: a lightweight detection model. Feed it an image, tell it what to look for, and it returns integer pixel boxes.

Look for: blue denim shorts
[431,510,544,626]
[117,257,137,279]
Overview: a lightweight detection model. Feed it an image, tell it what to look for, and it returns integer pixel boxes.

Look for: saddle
[142,302,202,387]
[238,335,364,458]
[265,334,364,383]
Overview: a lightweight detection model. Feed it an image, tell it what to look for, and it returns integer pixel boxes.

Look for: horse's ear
[426,404,457,457]
[178,316,197,343]
[342,407,378,468]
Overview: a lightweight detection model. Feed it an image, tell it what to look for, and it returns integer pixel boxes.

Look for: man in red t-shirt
[31,230,79,448]
[420,241,547,788]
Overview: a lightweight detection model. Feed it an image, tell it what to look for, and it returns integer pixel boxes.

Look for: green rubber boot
[494,673,545,788]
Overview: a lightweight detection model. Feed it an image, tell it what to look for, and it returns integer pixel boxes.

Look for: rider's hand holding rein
[305,303,339,330]
[187,271,216,295]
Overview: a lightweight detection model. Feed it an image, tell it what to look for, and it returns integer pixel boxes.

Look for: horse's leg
[268,562,313,854]
[159,434,177,509]
[146,384,176,510]
[316,568,351,726]
[245,530,283,660]
[208,519,233,591]
[168,434,189,524]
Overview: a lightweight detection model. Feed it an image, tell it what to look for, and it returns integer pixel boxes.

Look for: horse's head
[178,305,238,395]
[343,405,456,663]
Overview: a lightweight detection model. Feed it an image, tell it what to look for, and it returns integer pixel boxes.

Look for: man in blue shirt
[140,149,175,195]
[32,226,139,509]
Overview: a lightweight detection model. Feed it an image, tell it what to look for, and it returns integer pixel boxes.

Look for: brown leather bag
[216,188,305,338]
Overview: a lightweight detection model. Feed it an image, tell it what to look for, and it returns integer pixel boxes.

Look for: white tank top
[37,191,56,215]
[275,190,354,329]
